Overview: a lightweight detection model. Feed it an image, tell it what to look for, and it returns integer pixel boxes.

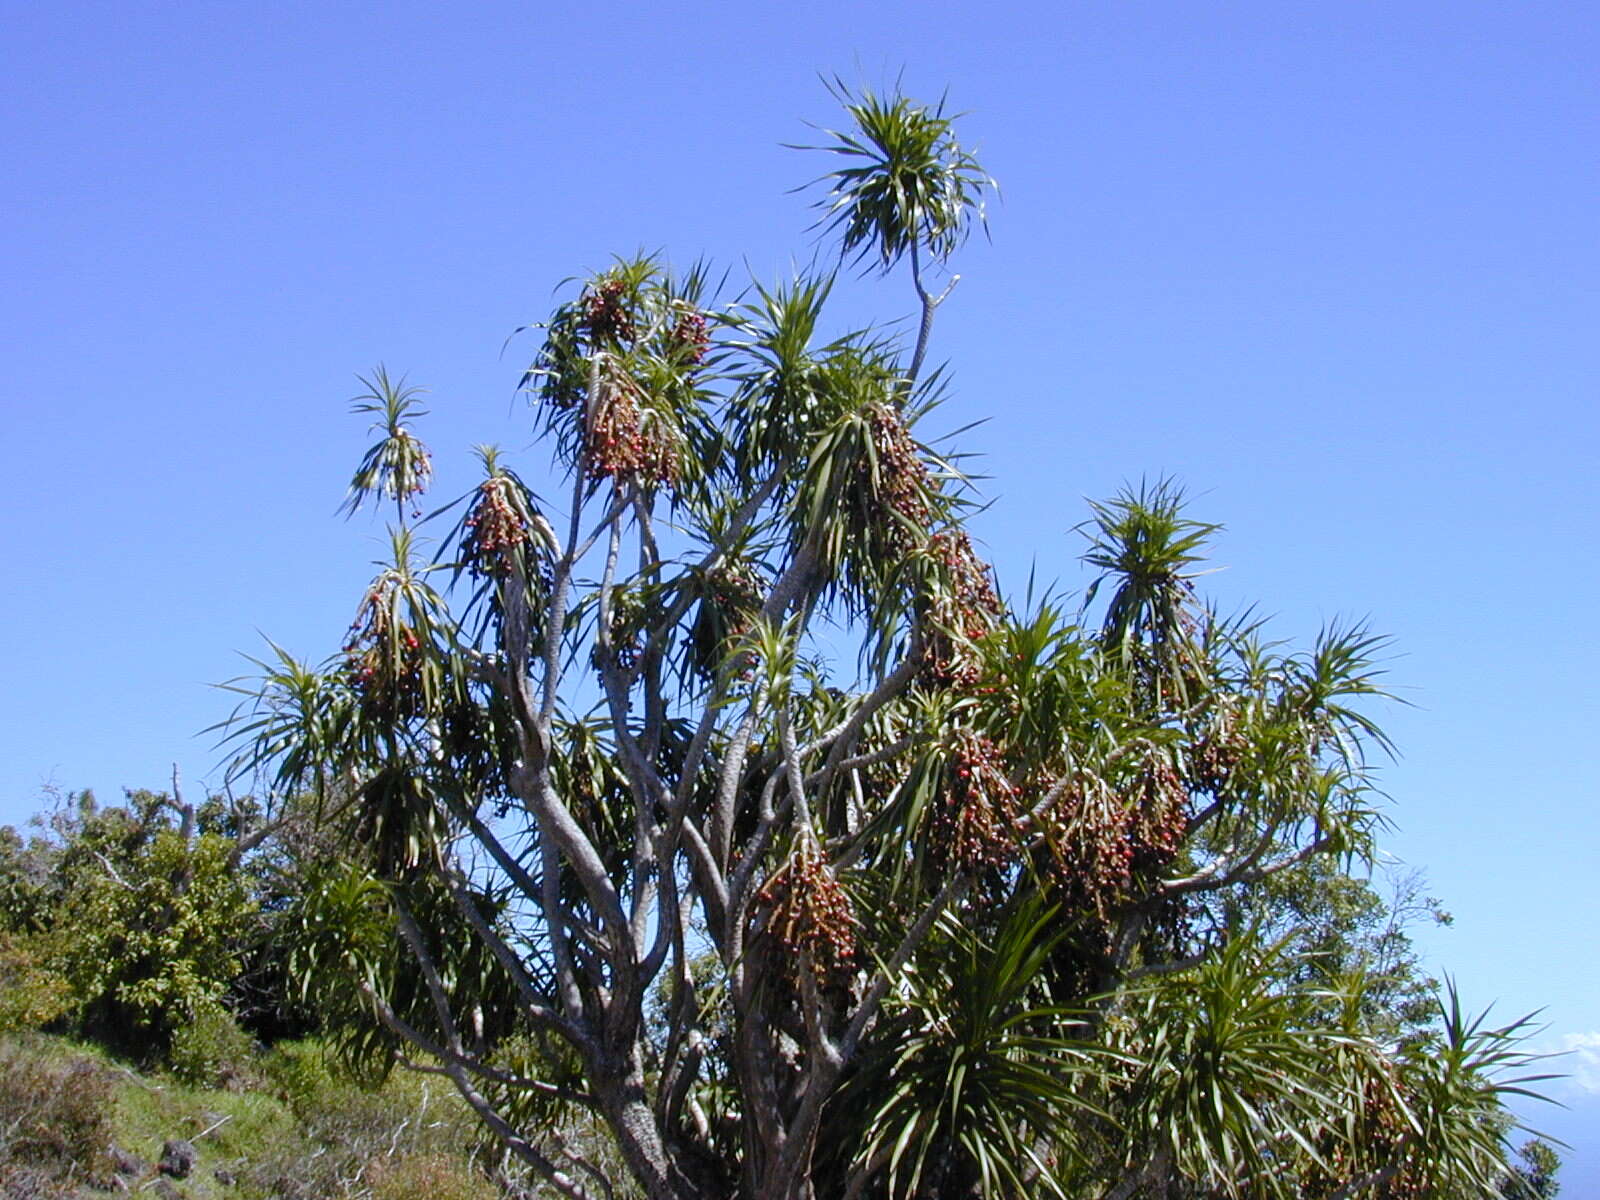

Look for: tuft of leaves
[799,78,993,271]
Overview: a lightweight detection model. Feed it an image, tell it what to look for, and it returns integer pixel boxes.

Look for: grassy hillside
[0,1033,500,1200]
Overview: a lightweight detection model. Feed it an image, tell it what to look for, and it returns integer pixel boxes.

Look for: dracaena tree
[223,85,1550,1200]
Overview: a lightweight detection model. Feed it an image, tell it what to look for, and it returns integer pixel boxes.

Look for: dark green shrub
[60,826,258,1058]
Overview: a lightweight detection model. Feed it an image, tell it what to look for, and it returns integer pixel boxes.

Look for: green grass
[0,1032,498,1200]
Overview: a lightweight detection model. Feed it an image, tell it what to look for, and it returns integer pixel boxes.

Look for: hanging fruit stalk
[464,474,533,580]
[931,729,1021,875]
[344,585,425,721]
[585,364,683,485]
[922,527,1002,688]
[668,301,710,365]
[1042,749,1190,922]
[688,560,766,677]
[755,833,857,989]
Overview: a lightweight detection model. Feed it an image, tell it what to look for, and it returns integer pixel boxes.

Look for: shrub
[243,1040,489,1200]
[0,932,71,1034]
[0,1037,114,1183]
[60,826,258,1057]
[0,1162,72,1199]
[366,1152,497,1200]
[259,1037,344,1114]
[167,1000,258,1088]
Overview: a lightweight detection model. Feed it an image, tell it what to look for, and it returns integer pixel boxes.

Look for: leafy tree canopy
[0,784,269,1056]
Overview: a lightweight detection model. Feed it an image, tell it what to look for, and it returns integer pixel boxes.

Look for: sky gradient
[4,0,1595,1180]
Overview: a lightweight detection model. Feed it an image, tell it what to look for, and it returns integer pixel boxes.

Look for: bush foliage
[0,1037,114,1188]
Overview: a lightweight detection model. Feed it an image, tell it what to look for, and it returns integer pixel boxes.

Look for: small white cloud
[1556,1032,1600,1095]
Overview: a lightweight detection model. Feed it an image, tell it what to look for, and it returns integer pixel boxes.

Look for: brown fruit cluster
[1047,777,1137,920]
[922,528,1002,688]
[395,433,433,500]
[580,277,635,345]
[868,405,933,557]
[705,562,762,630]
[463,476,531,579]
[932,730,1020,875]
[586,368,680,485]
[1191,717,1247,795]
[344,592,425,720]
[1128,758,1187,872]
[669,303,710,365]
[689,561,764,677]
[755,837,856,988]
[1305,1078,1424,1200]
[1045,755,1190,920]
[600,588,644,672]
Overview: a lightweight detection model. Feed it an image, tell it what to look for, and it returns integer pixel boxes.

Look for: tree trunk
[595,1057,696,1200]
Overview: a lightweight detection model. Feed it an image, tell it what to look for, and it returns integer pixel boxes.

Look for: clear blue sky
[4,0,1595,1179]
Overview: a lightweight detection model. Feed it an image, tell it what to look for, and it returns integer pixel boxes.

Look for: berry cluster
[586,369,680,485]
[1047,777,1137,920]
[463,476,531,579]
[688,561,765,677]
[868,405,933,556]
[1306,1078,1424,1200]
[668,303,710,365]
[755,837,856,988]
[343,592,425,720]
[1046,755,1191,919]
[922,528,1002,688]
[932,730,1020,875]
[1128,757,1188,872]
[714,561,762,613]
[394,433,433,502]
[580,277,635,345]
[600,588,644,672]
[1190,718,1247,795]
